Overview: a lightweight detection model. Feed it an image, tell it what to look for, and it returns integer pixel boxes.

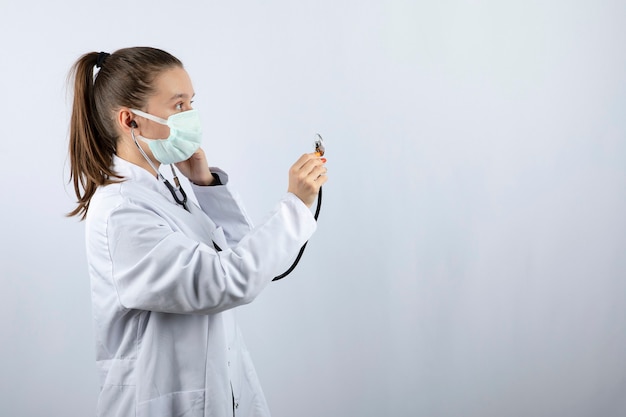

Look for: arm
[107,194,316,315]
[191,168,254,246]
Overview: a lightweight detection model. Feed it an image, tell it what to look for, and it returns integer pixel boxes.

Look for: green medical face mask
[130,109,202,164]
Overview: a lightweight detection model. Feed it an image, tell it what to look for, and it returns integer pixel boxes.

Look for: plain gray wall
[1,0,625,416]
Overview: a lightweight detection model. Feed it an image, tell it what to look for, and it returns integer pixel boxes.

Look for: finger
[297,170,326,195]
[299,156,327,176]
[315,174,328,186]
[292,153,321,171]
[306,163,327,180]
[310,163,328,179]
[292,153,311,169]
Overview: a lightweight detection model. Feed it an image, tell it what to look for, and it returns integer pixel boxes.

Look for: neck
[116,135,162,178]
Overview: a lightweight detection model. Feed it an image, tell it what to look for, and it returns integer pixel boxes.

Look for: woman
[67,47,327,417]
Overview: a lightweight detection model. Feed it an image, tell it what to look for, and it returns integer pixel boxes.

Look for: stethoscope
[131,125,323,281]
[131,123,189,211]
[272,135,324,281]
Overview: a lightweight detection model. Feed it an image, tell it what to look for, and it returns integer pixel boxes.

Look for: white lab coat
[85,155,316,417]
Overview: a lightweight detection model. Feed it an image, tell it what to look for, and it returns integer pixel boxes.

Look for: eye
[175,102,183,111]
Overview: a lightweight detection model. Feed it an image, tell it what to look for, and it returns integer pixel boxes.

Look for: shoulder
[85,183,126,240]
[86,177,152,230]
[89,181,127,217]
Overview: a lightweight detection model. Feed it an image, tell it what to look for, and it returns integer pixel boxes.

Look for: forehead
[151,66,194,101]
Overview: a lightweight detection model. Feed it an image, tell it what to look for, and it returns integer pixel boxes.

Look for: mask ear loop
[131,127,189,211]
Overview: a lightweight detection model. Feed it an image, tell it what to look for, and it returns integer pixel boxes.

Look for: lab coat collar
[112,154,159,180]
[111,154,174,201]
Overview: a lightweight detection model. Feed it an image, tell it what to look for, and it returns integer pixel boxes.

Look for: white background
[1,1,625,416]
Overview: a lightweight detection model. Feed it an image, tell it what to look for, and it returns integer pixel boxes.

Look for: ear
[116,108,138,133]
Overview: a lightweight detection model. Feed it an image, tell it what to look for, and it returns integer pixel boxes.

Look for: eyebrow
[169,92,196,101]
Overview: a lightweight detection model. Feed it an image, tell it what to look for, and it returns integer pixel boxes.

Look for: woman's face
[135,66,195,140]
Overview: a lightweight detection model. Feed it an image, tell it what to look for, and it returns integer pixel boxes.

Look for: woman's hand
[288,153,328,207]
[175,148,215,186]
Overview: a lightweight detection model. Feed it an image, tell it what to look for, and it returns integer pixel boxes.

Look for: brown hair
[67,47,182,219]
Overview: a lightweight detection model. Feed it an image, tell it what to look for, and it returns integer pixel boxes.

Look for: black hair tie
[96,51,110,69]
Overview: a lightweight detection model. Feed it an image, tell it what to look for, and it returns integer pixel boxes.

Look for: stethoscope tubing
[272,185,322,281]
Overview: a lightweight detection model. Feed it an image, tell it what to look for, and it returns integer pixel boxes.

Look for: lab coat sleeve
[106,193,316,315]
[190,168,254,246]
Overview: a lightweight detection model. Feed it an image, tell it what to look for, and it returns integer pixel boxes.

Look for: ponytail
[66,47,182,219]
[67,52,119,219]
